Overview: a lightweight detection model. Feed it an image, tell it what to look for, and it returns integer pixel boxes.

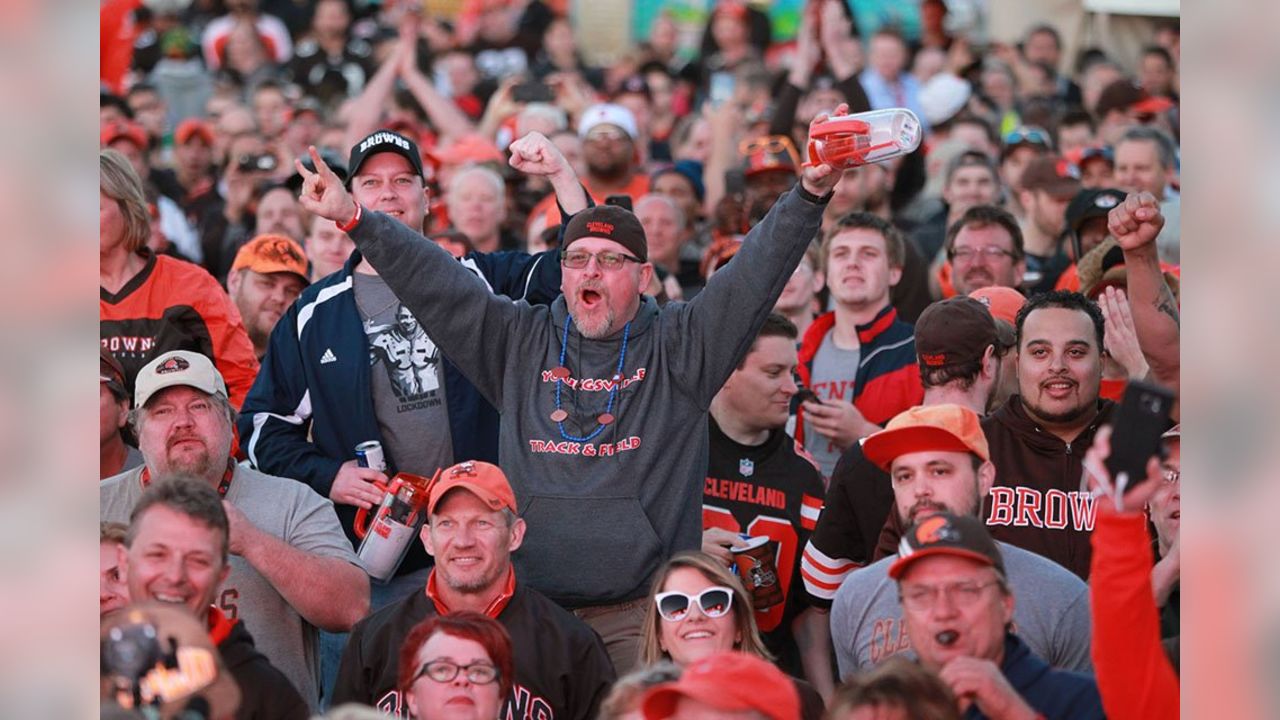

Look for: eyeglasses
[950,246,1018,263]
[738,135,800,161]
[655,586,734,622]
[899,579,1002,611]
[1161,468,1180,484]
[413,659,500,685]
[560,249,643,271]
[585,127,629,144]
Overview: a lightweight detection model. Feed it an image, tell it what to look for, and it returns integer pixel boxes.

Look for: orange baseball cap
[175,118,215,146]
[968,286,1027,325]
[642,651,800,720]
[101,120,148,150]
[231,234,310,285]
[427,461,518,514]
[862,404,989,471]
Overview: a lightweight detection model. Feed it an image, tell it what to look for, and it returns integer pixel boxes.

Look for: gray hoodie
[348,186,828,606]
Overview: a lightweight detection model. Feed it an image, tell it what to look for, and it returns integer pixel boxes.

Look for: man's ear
[226,268,243,296]
[978,460,996,498]
[888,264,903,288]
[638,262,655,296]
[507,518,527,553]
[421,522,436,557]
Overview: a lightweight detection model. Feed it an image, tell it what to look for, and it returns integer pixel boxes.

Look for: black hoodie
[981,396,1114,580]
[208,608,309,720]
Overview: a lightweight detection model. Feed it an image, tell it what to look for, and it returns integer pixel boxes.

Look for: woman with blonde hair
[100,148,259,407]
[638,551,825,719]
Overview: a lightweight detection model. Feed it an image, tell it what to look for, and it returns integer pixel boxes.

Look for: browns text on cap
[889,512,1006,579]
[346,129,425,186]
[915,297,998,370]
[1020,156,1082,199]
[134,351,228,408]
[231,234,310,286]
[561,204,648,262]
[427,460,518,515]
[863,404,990,471]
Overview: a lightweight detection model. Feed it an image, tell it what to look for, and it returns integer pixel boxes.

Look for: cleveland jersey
[100,249,259,407]
[704,418,825,674]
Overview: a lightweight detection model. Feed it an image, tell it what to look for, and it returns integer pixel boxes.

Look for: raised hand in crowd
[799,104,847,196]
[508,131,589,213]
[1099,287,1150,380]
[1108,191,1166,252]
[296,146,359,224]
[1108,192,1180,407]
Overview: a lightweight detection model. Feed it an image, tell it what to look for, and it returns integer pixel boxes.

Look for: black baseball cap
[1066,187,1126,236]
[889,512,1006,580]
[346,130,424,187]
[562,204,648,262]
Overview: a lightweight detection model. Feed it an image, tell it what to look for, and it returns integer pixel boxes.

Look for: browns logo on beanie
[561,205,649,263]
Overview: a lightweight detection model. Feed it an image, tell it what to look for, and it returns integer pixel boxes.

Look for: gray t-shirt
[101,464,361,709]
[804,331,861,476]
[353,272,454,476]
[830,540,1093,678]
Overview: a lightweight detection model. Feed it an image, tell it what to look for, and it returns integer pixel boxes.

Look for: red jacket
[795,305,922,447]
[1089,512,1179,720]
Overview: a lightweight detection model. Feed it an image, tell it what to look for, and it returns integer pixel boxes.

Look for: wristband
[337,203,363,232]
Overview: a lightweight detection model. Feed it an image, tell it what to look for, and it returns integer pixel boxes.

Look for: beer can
[355,441,387,472]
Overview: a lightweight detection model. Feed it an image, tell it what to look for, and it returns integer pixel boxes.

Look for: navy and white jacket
[238,248,560,558]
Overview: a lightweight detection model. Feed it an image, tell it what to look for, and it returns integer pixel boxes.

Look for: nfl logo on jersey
[739,458,754,477]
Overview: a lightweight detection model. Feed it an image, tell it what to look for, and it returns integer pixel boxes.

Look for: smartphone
[1104,380,1175,493]
[604,194,633,212]
[512,81,555,103]
[709,71,735,109]
[795,387,822,405]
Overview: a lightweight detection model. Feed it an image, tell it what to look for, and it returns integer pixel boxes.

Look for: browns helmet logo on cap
[156,356,191,375]
[913,515,957,546]
[1094,194,1120,209]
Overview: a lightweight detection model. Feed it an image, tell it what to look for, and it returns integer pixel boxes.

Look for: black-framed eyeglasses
[950,246,1018,263]
[654,586,734,622]
[560,249,643,271]
[413,659,500,685]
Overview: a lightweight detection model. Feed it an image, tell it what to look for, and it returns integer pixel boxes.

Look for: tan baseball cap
[134,351,227,408]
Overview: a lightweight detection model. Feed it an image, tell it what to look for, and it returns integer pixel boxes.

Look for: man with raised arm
[294,112,843,673]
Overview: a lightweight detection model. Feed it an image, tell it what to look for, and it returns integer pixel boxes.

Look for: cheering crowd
[99,1,1181,718]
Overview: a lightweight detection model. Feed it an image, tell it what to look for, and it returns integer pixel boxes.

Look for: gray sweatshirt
[348,186,827,606]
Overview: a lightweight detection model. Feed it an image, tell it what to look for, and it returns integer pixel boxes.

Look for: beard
[586,154,630,183]
[1023,396,1094,426]
[572,305,616,339]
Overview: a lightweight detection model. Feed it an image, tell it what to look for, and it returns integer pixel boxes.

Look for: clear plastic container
[805,108,924,170]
